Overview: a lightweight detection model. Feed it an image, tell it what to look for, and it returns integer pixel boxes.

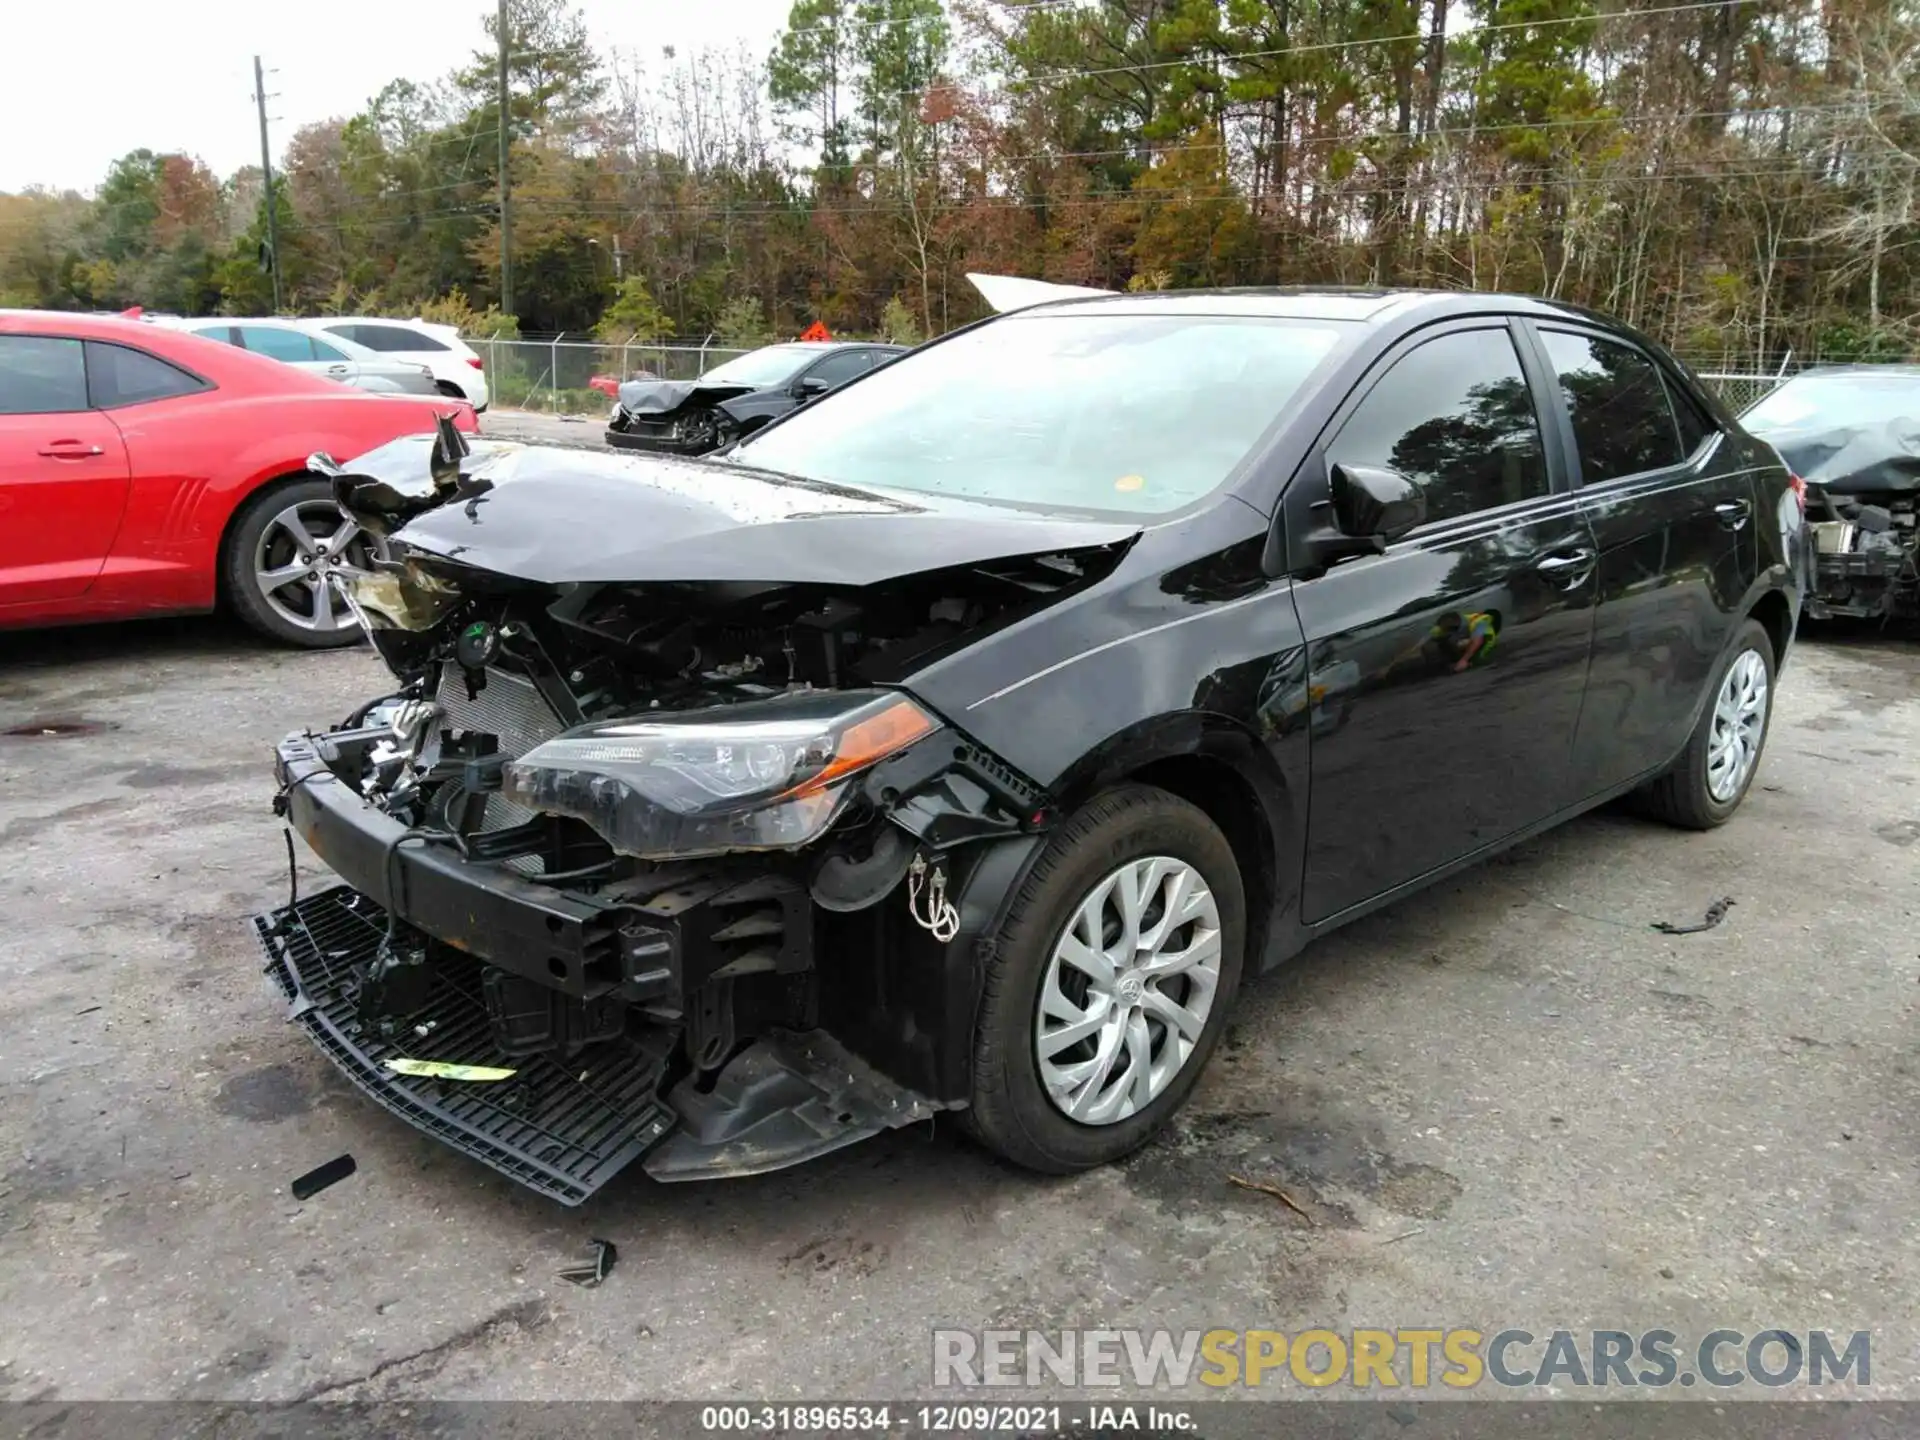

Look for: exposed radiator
[433,665,570,865]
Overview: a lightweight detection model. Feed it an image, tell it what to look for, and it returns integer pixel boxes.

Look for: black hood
[614,378,759,414]
[338,436,1141,586]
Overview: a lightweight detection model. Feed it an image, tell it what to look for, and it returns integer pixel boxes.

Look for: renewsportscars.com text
[932,1328,1871,1390]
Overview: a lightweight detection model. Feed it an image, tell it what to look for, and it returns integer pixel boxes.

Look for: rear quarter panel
[93,392,469,616]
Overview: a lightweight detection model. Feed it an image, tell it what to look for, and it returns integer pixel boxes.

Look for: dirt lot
[0,617,1915,1404]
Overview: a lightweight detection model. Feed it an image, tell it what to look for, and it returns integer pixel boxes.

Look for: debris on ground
[557,1238,619,1287]
[1227,1174,1316,1225]
[1653,896,1735,935]
[290,1154,357,1200]
[383,1058,517,1082]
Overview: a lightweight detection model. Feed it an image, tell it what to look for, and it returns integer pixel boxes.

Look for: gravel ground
[481,408,613,449]
[0,615,1915,1407]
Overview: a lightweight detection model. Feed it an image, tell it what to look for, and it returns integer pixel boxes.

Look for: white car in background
[153,317,441,397]
[300,317,491,411]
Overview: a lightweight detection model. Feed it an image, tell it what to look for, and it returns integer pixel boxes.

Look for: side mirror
[793,375,830,399]
[1329,462,1425,544]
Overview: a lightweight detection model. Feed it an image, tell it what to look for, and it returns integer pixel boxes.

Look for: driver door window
[1327,328,1549,527]
[801,351,873,391]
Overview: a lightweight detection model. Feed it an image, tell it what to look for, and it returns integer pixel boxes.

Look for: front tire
[222,476,383,649]
[1635,617,1776,829]
[965,784,1246,1174]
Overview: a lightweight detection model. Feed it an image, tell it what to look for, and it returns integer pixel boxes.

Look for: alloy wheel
[1035,856,1223,1126]
[252,500,385,635]
[1706,647,1769,802]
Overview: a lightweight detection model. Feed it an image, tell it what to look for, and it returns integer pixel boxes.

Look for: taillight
[467,356,485,369]
[1788,473,1806,513]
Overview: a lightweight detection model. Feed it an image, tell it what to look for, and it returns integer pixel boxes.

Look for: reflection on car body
[253,288,1803,1204]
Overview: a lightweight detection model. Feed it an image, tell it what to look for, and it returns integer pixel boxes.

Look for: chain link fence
[1694,372,1788,413]
[470,335,1797,419]
[474,339,750,415]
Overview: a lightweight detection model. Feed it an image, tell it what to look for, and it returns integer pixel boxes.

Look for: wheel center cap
[1116,973,1143,1005]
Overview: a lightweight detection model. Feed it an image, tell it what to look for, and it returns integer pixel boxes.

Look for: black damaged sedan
[263,289,1804,1203]
[605,340,906,456]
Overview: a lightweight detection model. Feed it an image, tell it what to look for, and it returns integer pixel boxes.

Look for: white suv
[301,318,490,411]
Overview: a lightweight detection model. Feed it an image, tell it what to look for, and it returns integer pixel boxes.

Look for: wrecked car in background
[604,341,905,456]
[258,286,1802,1205]
[1742,367,1920,623]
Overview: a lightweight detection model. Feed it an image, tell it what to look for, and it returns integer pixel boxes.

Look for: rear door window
[236,326,318,363]
[1539,329,1684,484]
[348,323,444,353]
[0,336,89,414]
[1326,327,1550,526]
[85,342,207,408]
[1665,378,1715,456]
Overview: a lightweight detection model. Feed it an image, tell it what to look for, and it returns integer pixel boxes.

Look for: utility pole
[496,0,513,316]
[611,233,623,281]
[253,55,283,312]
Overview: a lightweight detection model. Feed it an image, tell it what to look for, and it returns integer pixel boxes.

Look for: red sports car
[0,311,480,648]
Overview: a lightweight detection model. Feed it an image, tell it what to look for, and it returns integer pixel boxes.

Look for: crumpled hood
[341,435,1141,586]
[1749,418,1920,495]
[614,378,758,414]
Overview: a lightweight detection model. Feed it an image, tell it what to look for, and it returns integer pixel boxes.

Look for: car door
[1524,324,1760,795]
[0,335,133,605]
[1284,320,1599,923]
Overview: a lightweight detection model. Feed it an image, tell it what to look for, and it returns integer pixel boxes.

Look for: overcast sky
[1,0,795,193]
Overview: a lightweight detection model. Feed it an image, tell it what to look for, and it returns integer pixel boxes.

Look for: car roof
[0,309,190,341]
[307,316,455,333]
[1006,285,1637,330]
[1783,364,1920,380]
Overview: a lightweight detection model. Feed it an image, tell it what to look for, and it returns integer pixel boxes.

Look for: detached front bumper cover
[255,886,675,1205]
[262,730,954,1201]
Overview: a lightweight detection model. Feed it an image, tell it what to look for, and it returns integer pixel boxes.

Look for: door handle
[1714,499,1751,531]
[326,364,351,376]
[1535,548,1596,587]
[38,442,104,460]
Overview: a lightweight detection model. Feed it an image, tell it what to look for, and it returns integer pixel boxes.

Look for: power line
[987,0,1770,95]
[72,91,1865,226]
[271,152,1913,238]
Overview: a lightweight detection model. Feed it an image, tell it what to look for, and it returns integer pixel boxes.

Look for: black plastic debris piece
[557,1238,618,1288]
[1653,897,1734,936]
[291,1154,357,1200]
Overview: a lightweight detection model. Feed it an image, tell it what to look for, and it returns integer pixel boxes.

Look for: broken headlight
[500,690,935,859]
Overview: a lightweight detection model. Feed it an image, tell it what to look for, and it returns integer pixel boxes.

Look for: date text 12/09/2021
[699,1406,1197,1433]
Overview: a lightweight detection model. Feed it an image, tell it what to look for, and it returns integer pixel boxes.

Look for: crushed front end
[256,427,1122,1202]
[1804,491,1919,622]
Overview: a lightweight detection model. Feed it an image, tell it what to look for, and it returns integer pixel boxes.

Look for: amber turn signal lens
[784,697,936,799]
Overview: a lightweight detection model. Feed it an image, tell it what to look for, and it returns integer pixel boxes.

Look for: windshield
[730,313,1350,514]
[699,345,820,388]
[1744,374,1920,430]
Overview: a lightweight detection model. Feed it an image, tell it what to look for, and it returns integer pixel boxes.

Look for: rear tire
[964,784,1246,1174]
[222,476,379,650]
[1634,618,1775,829]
